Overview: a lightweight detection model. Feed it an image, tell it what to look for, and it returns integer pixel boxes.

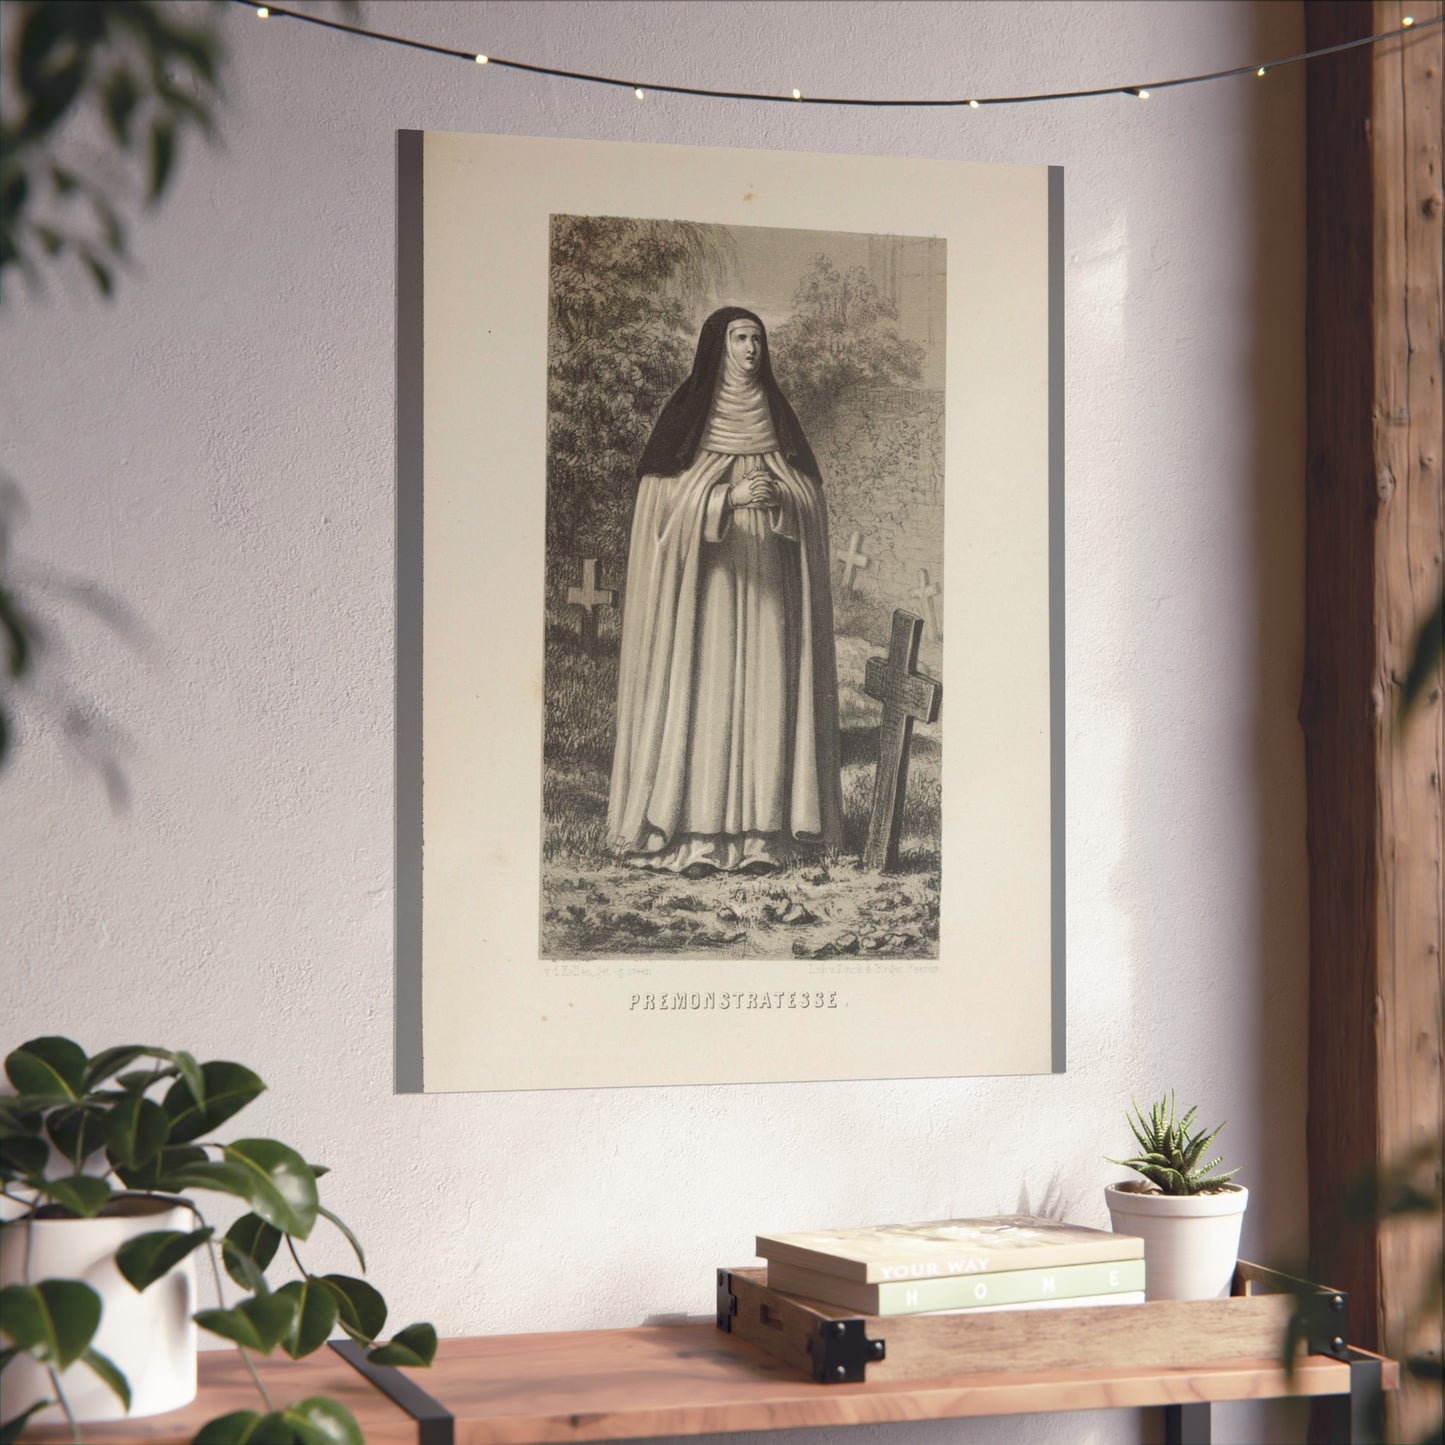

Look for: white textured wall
[1,3,1306,1442]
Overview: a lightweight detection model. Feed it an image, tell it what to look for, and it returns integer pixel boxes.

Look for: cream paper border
[414,131,1057,1091]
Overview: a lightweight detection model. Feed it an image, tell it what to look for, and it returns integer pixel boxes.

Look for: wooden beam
[1303,3,1444,1439]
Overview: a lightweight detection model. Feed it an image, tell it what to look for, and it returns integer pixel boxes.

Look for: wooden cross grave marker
[862,609,943,872]
[835,531,872,591]
[567,559,618,651]
[911,568,942,641]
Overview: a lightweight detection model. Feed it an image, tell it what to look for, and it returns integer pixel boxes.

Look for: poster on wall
[396,130,1062,1092]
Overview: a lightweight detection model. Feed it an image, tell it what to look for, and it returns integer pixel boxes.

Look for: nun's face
[726,320,763,376]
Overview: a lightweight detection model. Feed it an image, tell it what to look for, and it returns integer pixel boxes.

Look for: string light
[234,2,1440,110]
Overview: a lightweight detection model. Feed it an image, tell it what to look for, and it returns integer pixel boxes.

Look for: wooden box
[717,1260,1353,1384]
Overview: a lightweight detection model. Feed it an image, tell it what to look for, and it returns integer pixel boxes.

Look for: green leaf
[168,1051,205,1111]
[192,1410,298,1445]
[318,1275,386,1346]
[35,1173,112,1216]
[367,1322,437,1368]
[162,1061,264,1144]
[193,1411,264,1445]
[1,1400,53,1444]
[85,1046,202,1108]
[103,1094,171,1169]
[318,1205,365,1272]
[163,1158,256,1203]
[81,1346,131,1410]
[116,1226,213,1291]
[0,1280,101,1367]
[0,1096,43,1137]
[222,1213,281,1289]
[195,1292,298,1355]
[220,1139,318,1240]
[276,1278,339,1359]
[46,1104,107,1166]
[282,1397,365,1445]
[0,1134,48,1180]
[114,1142,207,1192]
[6,1037,87,1099]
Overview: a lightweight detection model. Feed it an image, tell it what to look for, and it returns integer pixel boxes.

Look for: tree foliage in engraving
[546,216,729,568]
[769,255,924,431]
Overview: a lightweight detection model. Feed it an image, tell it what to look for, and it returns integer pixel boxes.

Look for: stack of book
[756,1215,1145,1317]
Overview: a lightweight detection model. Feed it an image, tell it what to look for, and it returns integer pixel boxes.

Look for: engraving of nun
[607,307,844,876]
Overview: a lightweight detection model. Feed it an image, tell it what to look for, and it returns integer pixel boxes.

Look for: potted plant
[0,1036,436,1444]
[1104,1092,1248,1301]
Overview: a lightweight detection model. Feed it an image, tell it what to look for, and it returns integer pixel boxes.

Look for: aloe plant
[1109,1091,1241,1196]
[0,1036,436,1444]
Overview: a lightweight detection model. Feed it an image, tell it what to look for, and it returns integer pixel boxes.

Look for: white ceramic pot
[0,1194,198,1422]
[1104,1181,1249,1301]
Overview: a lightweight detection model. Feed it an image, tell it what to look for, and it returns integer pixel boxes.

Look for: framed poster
[396,131,1062,1092]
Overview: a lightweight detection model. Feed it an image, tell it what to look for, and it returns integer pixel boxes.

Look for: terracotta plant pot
[0,1193,198,1422]
[1104,1180,1249,1301]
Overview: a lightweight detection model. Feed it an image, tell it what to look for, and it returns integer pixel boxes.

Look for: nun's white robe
[606,445,844,872]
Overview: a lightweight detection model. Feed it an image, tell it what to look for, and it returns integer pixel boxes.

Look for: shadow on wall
[1115,3,1309,1442]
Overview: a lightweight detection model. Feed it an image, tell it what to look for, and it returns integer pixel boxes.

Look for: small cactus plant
[1109,1092,1241,1196]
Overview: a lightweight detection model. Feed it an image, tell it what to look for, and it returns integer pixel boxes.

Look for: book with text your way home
[756,1215,1144,1284]
[766,1256,1147,1316]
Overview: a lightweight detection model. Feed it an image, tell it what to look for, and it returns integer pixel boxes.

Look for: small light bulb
[1402,14,1415,24]
[792,88,802,100]
[634,86,644,100]
[256,4,269,14]
[1137,88,1150,100]
[475,53,488,64]
[1257,66,1267,77]
[968,99,980,109]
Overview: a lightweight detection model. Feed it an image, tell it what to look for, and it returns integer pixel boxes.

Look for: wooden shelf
[20,1321,1398,1445]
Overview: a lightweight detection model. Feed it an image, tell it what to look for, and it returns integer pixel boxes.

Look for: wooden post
[862,610,942,872]
[1303,4,1443,1438]
[566,559,618,651]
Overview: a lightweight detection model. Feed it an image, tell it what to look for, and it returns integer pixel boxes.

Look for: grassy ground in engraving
[540,624,941,961]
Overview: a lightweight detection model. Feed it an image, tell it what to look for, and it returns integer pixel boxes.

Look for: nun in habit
[607,306,844,875]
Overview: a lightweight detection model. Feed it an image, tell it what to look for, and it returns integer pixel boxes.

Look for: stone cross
[835,531,872,591]
[911,568,942,641]
[567,559,618,651]
[862,609,943,872]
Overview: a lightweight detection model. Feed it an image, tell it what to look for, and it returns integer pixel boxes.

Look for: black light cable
[235,2,1438,109]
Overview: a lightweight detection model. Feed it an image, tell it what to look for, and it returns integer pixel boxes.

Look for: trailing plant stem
[44,1364,80,1445]
[201,1227,272,1412]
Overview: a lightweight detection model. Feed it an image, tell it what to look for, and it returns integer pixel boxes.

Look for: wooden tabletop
[20,1323,1398,1445]
[19,1348,416,1445]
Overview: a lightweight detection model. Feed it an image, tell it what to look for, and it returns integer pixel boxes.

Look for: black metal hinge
[1299,1283,1351,1361]
[805,1317,886,1382]
[716,1268,738,1331]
